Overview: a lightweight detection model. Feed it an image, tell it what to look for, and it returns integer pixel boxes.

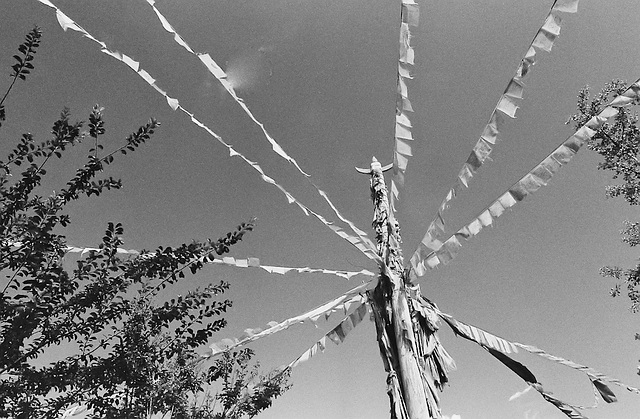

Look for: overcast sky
[3,0,640,418]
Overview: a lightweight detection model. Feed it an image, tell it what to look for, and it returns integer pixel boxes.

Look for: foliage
[0,26,42,128]
[190,349,290,419]
[0,28,288,418]
[570,80,640,205]
[570,79,640,362]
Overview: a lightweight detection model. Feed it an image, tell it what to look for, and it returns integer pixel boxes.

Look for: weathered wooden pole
[358,157,453,419]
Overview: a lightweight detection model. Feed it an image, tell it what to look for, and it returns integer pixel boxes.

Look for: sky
[2,0,640,418]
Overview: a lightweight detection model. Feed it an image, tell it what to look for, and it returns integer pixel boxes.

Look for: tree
[0,28,288,419]
[570,79,640,370]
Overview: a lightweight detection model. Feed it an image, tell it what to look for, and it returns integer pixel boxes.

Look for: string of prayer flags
[57,404,89,418]
[438,312,519,354]
[410,118,596,274]
[535,388,588,419]
[142,0,308,178]
[205,294,367,358]
[146,0,194,54]
[35,0,380,266]
[452,313,624,417]
[610,83,640,107]
[5,240,143,257]
[408,78,640,278]
[211,256,375,280]
[487,347,537,384]
[308,184,378,254]
[65,245,140,256]
[64,245,375,281]
[202,281,372,358]
[326,301,368,344]
[590,375,618,403]
[34,0,183,111]
[513,342,640,396]
[316,187,375,246]
[143,0,376,251]
[418,0,580,252]
[288,337,328,369]
[438,309,623,418]
[439,308,585,416]
[288,302,368,368]
[492,353,589,418]
[391,0,420,212]
[552,0,580,14]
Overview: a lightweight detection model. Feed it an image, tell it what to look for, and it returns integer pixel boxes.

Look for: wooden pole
[360,157,453,419]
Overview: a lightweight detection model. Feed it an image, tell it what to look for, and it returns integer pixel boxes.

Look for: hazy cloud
[226,47,273,92]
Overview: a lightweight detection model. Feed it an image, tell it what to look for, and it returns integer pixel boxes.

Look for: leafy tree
[0,28,289,418]
[569,79,640,369]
